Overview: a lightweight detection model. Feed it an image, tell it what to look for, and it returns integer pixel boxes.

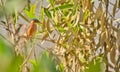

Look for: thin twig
[20,39,36,71]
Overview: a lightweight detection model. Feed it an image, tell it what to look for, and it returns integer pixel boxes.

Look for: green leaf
[0,37,23,72]
[51,4,73,11]
[58,63,64,72]
[78,24,84,32]
[30,3,37,17]
[44,8,52,18]
[24,4,36,18]
[84,9,90,21]
[48,0,55,6]
[12,9,18,24]
[0,37,13,56]
[41,8,45,22]
[24,9,34,18]
[7,55,23,72]
[79,55,86,63]
[33,51,57,72]
[29,59,37,68]
[58,27,66,33]
[85,57,105,72]
[43,50,49,59]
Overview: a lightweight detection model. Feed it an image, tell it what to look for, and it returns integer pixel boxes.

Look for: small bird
[27,18,40,39]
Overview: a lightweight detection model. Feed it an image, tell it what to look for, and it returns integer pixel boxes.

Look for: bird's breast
[27,23,37,38]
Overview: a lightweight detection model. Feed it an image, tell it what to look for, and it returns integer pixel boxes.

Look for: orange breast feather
[27,23,37,38]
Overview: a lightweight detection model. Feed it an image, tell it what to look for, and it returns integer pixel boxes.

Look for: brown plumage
[27,21,37,38]
[27,18,39,39]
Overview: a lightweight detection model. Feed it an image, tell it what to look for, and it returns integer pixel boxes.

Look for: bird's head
[31,18,40,23]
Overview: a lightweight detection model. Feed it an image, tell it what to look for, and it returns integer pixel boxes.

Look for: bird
[27,18,40,39]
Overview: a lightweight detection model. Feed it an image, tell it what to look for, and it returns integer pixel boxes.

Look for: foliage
[0,37,23,72]
[0,0,120,72]
[85,57,105,72]
[31,51,57,72]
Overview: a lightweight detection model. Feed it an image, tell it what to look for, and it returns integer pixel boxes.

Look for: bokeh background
[0,0,120,72]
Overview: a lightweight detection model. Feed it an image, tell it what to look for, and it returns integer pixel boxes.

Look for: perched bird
[27,18,40,39]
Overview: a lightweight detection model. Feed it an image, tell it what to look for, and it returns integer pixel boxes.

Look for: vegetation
[0,0,120,72]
